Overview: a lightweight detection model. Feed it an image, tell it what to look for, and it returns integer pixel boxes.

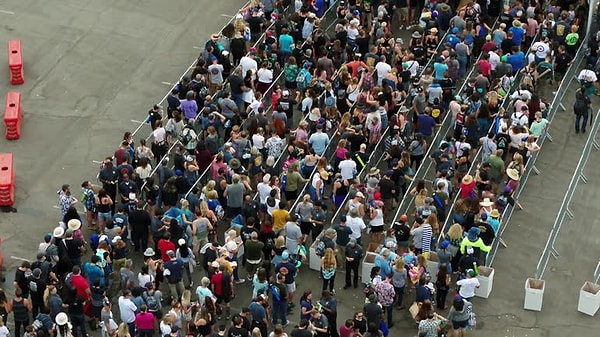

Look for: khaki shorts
[396,7,409,19]
[285,282,296,294]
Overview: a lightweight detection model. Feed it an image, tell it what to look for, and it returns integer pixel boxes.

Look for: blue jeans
[457,55,468,79]
[384,304,393,326]
[394,286,405,307]
[272,301,288,325]
[232,92,244,112]
[576,111,589,132]
[70,313,87,337]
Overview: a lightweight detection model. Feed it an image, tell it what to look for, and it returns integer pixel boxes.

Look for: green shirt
[487,155,504,180]
[530,118,549,137]
[565,32,579,46]
[285,171,304,191]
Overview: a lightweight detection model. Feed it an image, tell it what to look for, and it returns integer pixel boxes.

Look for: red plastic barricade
[7,40,24,85]
[0,153,15,206]
[4,92,23,140]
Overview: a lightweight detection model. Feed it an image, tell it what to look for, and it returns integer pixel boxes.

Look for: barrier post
[4,92,23,140]
[0,153,16,207]
[7,40,24,85]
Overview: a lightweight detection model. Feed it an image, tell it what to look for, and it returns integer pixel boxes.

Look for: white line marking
[193,46,202,50]
[92,160,103,164]
[161,82,174,86]
[221,14,234,18]
[0,10,15,15]
[130,119,146,124]
[11,256,30,261]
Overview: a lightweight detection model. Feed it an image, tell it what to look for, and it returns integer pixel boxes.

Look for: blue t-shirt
[417,114,437,136]
[508,26,525,46]
[434,62,448,80]
[309,132,330,156]
[507,52,525,73]
[279,34,294,53]
[113,213,127,229]
[84,263,105,287]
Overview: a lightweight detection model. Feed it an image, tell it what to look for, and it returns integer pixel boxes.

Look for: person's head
[453,296,465,311]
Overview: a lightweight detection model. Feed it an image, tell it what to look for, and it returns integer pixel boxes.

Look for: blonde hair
[206,190,218,200]
[394,258,405,271]
[448,223,464,241]
[302,194,311,203]
[417,254,428,268]
[182,289,191,306]
[117,323,130,337]
[181,199,189,209]
[275,236,286,249]
[322,248,336,269]
[252,327,262,337]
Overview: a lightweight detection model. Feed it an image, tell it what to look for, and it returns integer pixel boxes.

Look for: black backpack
[60,272,78,304]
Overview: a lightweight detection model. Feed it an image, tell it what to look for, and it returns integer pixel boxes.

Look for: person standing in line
[344,239,363,290]
[574,86,591,134]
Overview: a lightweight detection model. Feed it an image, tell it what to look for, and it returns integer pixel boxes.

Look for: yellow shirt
[272,209,290,231]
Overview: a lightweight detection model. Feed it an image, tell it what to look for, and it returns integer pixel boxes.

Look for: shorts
[395,7,409,19]
[300,221,312,235]
[98,212,112,221]
[92,305,102,318]
[285,282,296,294]
[216,294,231,304]
[284,189,298,202]
[370,225,384,233]
[452,319,469,330]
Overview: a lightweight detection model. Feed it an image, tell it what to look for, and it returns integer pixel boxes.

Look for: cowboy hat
[507,168,520,181]
[53,226,65,238]
[67,219,82,231]
[461,174,474,185]
[143,248,155,257]
[512,19,522,27]
[55,312,69,325]
[228,158,241,170]
[490,209,500,218]
[411,31,422,39]
[369,167,380,175]
[479,198,494,207]
[398,105,410,113]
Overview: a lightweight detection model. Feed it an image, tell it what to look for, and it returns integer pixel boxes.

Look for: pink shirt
[135,312,156,330]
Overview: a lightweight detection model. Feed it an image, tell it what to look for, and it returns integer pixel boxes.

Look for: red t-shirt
[158,239,176,262]
[211,273,224,296]
[476,60,492,77]
[71,274,90,301]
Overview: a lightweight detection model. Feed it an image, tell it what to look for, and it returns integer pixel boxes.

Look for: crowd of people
[0,1,589,337]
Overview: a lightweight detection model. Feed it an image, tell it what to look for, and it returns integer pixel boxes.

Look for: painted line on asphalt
[0,10,15,15]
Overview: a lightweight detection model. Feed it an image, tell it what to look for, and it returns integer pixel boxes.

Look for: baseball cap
[282,251,289,260]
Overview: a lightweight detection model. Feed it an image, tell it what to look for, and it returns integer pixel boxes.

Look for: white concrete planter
[524,278,545,311]
[361,252,378,285]
[474,266,494,299]
[577,281,600,316]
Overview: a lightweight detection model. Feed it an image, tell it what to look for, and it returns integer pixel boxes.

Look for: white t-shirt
[578,69,597,83]
[252,134,265,149]
[339,159,357,180]
[0,326,9,337]
[346,217,366,239]
[153,127,166,143]
[257,68,273,84]
[240,56,258,79]
[531,41,550,59]
[488,51,500,70]
[375,62,391,86]
[257,183,272,204]
[456,277,480,298]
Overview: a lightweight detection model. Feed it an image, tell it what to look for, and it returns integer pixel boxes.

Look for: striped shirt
[421,224,433,253]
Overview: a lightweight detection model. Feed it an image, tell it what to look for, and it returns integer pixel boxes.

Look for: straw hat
[507,168,520,181]
[67,219,82,231]
[461,174,474,185]
[479,198,494,207]
[490,209,500,218]
[512,19,522,28]
[53,226,65,238]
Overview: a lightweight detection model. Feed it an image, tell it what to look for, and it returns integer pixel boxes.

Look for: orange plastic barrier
[0,153,15,206]
[4,92,23,140]
[7,40,24,85]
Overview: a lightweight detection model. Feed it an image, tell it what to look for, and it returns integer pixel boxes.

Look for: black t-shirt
[15,269,29,294]
[203,249,217,271]
[246,16,264,35]
[378,177,395,199]
[347,134,367,152]
[227,326,248,337]
[476,168,490,190]
[228,75,244,94]
[240,226,259,244]
[291,328,313,337]
[363,302,382,327]
[477,222,495,246]
[129,209,152,233]
[65,239,83,260]
[394,222,411,242]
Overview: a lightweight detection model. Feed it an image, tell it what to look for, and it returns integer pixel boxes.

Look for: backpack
[321,92,335,108]
[61,272,78,305]
[296,68,310,89]
[178,127,193,146]
[144,291,160,312]
[315,240,326,257]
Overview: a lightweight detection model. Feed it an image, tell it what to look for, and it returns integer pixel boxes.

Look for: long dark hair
[437,263,449,286]
[179,242,190,258]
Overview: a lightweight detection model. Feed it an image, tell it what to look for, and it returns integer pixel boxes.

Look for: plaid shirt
[374,280,395,307]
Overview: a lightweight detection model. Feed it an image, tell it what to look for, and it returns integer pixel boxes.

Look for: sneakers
[283,321,289,328]
[399,25,404,30]
[235,279,246,284]
[189,281,194,288]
